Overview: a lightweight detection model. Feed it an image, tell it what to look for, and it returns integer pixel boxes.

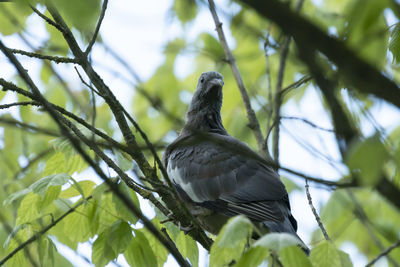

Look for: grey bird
[163,71,308,252]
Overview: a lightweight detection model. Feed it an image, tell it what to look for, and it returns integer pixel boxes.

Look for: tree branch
[272,0,305,167]
[84,0,108,55]
[272,35,290,167]
[305,179,331,241]
[366,239,400,267]
[0,117,59,137]
[0,101,35,109]
[239,0,400,109]
[280,75,312,96]
[281,116,335,133]
[9,48,77,63]
[30,5,64,32]
[207,0,270,161]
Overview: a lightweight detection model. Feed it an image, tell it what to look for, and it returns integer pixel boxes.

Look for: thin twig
[272,36,290,167]
[0,101,35,109]
[280,75,312,96]
[74,67,100,95]
[271,0,305,168]
[305,179,331,241]
[30,5,64,32]
[281,116,335,132]
[0,117,59,137]
[89,76,97,156]
[263,25,274,154]
[13,148,53,180]
[366,240,400,267]
[207,0,269,161]
[9,48,77,63]
[281,124,343,172]
[85,0,108,55]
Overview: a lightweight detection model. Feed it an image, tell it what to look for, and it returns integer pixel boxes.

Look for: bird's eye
[200,77,204,83]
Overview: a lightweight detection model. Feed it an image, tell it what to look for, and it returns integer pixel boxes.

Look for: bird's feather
[164,132,291,225]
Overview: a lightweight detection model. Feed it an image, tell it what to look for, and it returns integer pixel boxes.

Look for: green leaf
[44,152,67,175]
[280,246,312,267]
[114,150,133,172]
[210,216,253,267]
[96,192,120,233]
[310,241,341,267]
[3,188,31,206]
[40,185,62,208]
[141,220,169,267]
[199,33,225,61]
[0,3,32,36]
[253,233,303,253]
[92,230,117,267]
[60,180,96,198]
[65,154,87,175]
[16,192,41,225]
[172,0,197,24]
[52,0,101,32]
[112,181,140,224]
[347,135,389,185]
[38,237,57,267]
[345,0,389,67]
[176,232,199,267]
[108,221,133,254]
[63,204,91,244]
[92,220,132,267]
[30,173,71,197]
[234,246,269,267]
[124,230,157,267]
[339,250,353,267]
[390,24,400,64]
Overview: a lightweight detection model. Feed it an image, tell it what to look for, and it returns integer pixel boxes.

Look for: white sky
[1,0,400,266]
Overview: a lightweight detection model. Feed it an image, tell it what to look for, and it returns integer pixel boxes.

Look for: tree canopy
[0,0,400,266]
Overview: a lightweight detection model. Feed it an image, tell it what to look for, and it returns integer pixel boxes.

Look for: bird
[163,71,308,252]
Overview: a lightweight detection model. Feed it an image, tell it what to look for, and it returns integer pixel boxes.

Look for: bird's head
[187,71,224,117]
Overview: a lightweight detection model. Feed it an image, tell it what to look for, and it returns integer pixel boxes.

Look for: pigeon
[163,71,308,252]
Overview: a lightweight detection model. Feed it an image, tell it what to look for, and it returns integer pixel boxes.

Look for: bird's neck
[183,109,227,135]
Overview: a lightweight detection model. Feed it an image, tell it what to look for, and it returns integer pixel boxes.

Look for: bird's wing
[164,132,289,223]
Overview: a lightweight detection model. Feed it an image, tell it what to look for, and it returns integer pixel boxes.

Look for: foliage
[0,0,400,266]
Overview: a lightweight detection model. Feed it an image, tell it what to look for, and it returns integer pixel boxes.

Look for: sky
[1,0,400,266]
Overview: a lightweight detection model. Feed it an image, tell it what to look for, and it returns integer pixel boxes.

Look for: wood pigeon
[163,71,308,251]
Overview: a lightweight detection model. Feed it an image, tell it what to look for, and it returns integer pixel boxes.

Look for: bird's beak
[209,78,224,89]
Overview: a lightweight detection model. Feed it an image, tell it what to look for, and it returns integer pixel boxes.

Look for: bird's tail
[263,219,310,255]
